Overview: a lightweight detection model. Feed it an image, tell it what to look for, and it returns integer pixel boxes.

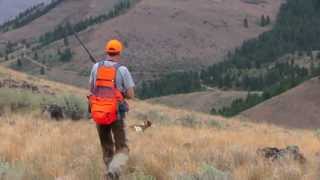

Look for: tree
[17,59,22,68]
[40,67,45,75]
[34,52,38,60]
[59,48,73,62]
[243,18,249,28]
[317,52,320,59]
[266,16,271,25]
[260,15,266,27]
[63,36,69,46]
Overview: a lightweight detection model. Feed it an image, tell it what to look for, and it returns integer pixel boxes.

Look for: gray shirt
[89,60,135,94]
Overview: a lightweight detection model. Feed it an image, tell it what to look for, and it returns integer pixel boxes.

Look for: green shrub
[176,164,229,180]
[132,173,156,180]
[0,88,45,113]
[0,88,88,120]
[205,119,224,129]
[178,115,198,127]
[0,161,24,180]
[59,94,87,120]
[315,129,320,139]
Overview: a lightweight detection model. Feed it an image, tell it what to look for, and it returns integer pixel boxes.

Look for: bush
[205,119,224,129]
[59,95,87,120]
[0,88,45,113]
[0,88,88,120]
[176,164,230,180]
[132,173,156,180]
[0,161,24,180]
[315,129,320,139]
[178,115,198,127]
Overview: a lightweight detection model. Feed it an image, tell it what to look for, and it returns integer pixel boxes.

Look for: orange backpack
[88,63,124,125]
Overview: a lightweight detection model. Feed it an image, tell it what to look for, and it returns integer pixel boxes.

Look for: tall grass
[0,111,319,180]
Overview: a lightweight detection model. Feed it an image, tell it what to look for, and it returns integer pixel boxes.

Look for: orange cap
[105,39,123,54]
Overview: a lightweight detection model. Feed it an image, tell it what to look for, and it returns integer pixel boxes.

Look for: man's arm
[89,63,98,93]
[119,66,135,99]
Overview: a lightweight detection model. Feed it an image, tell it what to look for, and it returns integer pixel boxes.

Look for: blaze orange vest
[88,63,124,125]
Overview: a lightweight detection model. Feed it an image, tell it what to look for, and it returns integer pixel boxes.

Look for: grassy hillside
[241,76,320,129]
[148,89,249,114]
[0,68,320,180]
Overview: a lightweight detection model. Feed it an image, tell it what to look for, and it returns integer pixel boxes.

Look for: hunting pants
[96,118,129,170]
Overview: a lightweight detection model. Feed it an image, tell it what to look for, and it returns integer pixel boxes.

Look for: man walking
[88,39,135,180]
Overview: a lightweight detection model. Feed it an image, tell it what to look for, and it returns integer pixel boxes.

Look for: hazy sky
[0,0,49,24]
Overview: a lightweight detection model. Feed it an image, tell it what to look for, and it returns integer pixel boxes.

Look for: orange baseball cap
[105,39,123,54]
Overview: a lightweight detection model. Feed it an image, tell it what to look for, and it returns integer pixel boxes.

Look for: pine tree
[17,59,22,68]
[40,67,45,75]
[63,36,69,46]
[34,52,38,60]
[266,16,271,25]
[243,18,249,28]
[260,15,266,27]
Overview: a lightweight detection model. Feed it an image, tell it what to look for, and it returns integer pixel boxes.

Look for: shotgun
[70,28,97,63]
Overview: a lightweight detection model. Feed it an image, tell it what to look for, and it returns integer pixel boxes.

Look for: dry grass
[0,106,319,180]
[0,67,319,179]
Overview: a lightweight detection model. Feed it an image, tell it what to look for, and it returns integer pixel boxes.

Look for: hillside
[0,0,283,87]
[148,89,248,113]
[0,67,320,179]
[59,0,283,80]
[0,0,118,42]
[241,77,320,129]
[0,0,49,24]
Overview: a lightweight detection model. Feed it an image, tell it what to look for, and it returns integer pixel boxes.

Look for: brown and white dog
[130,120,152,132]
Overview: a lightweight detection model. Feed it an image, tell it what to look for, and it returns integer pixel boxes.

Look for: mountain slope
[69,0,283,79]
[0,0,118,42]
[148,89,248,113]
[0,0,283,87]
[0,0,49,24]
[241,77,320,129]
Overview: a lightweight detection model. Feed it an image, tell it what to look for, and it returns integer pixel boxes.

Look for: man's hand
[125,87,135,99]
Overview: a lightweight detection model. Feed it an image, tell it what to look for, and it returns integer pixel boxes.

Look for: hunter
[88,39,135,180]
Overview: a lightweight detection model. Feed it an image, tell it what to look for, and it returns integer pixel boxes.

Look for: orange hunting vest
[88,63,124,125]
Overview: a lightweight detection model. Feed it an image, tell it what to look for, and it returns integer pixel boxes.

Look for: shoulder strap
[113,63,123,88]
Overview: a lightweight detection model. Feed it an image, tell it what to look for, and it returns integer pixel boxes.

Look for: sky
[0,0,49,24]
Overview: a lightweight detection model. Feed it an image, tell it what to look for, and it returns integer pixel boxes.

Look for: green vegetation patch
[0,88,87,120]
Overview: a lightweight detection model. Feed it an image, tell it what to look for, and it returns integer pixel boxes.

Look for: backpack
[88,62,124,125]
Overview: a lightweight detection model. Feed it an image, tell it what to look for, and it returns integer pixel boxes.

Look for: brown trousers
[96,118,129,169]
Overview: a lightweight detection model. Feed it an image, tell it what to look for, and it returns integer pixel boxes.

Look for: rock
[257,145,306,164]
[41,104,64,120]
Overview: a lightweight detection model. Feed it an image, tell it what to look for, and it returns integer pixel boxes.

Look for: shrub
[205,119,224,129]
[59,94,87,120]
[178,115,198,127]
[176,164,230,180]
[0,161,24,180]
[0,88,45,113]
[132,173,156,180]
[315,129,320,139]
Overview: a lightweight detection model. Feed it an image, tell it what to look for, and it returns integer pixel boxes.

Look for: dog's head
[144,120,152,128]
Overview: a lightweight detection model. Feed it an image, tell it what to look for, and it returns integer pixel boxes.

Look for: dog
[130,120,152,132]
